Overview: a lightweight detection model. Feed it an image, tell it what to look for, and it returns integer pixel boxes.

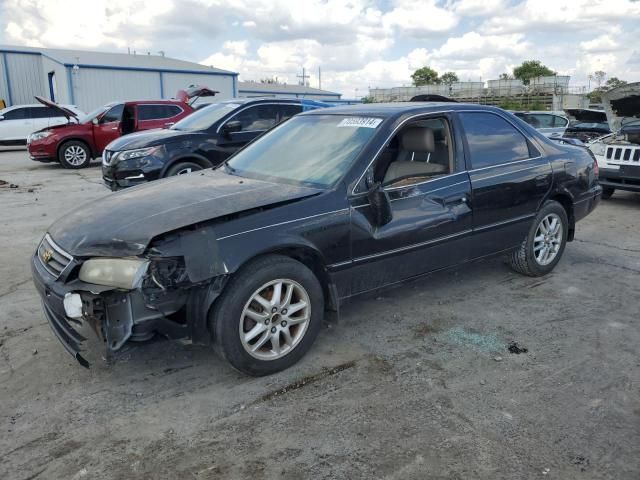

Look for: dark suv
[101,98,332,190]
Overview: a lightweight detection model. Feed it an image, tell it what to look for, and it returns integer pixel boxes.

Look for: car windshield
[78,106,109,124]
[171,102,241,131]
[226,114,382,188]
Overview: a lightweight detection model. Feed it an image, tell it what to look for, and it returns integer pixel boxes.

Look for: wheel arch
[546,191,575,241]
[161,154,214,177]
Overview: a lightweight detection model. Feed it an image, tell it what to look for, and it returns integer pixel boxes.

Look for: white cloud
[480,0,640,34]
[382,0,459,35]
[449,0,508,16]
[2,0,640,99]
[580,34,619,53]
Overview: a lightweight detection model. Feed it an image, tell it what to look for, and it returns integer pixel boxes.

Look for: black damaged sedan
[32,103,601,376]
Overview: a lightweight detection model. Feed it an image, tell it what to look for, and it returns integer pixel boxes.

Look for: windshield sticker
[337,117,382,128]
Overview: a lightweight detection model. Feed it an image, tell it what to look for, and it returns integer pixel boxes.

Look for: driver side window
[374,117,453,189]
[99,104,124,124]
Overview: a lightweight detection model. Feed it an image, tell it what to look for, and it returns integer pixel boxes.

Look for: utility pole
[318,67,321,90]
[297,67,310,86]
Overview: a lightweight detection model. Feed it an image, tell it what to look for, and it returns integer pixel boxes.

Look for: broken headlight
[79,258,149,290]
[146,257,188,290]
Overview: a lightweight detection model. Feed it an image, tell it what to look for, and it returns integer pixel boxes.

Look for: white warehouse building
[0,45,238,111]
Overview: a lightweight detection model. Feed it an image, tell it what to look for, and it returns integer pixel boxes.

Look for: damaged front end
[31,233,227,367]
[588,83,640,193]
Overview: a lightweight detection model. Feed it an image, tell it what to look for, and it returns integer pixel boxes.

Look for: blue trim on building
[159,71,164,98]
[2,52,13,105]
[66,66,75,105]
[237,88,341,98]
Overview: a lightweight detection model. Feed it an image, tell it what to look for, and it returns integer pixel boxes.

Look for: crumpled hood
[105,128,200,151]
[48,169,320,257]
[602,82,640,132]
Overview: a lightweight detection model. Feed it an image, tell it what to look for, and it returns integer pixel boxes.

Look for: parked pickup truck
[31,103,601,375]
[27,86,217,168]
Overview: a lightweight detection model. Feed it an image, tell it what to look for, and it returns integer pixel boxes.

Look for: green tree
[440,71,459,85]
[605,77,627,90]
[513,60,556,84]
[411,66,440,86]
[593,70,606,88]
[360,96,375,104]
[499,73,514,80]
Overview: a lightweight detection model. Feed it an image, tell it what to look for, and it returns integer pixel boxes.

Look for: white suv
[0,103,84,146]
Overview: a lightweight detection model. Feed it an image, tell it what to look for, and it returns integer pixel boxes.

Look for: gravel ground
[1,150,639,480]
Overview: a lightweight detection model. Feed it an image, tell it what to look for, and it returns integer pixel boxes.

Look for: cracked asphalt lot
[1,150,639,479]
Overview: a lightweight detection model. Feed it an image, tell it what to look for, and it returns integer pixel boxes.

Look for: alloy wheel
[239,279,311,360]
[64,145,87,166]
[533,213,563,266]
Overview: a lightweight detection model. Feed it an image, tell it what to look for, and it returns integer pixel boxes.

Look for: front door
[456,111,552,259]
[93,104,124,153]
[346,116,473,295]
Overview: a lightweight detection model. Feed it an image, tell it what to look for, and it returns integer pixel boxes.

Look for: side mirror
[367,182,393,226]
[222,120,242,138]
[92,117,99,125]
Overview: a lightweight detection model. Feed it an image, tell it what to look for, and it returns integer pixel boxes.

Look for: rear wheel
[165,161,203,177]
[59,141,91,169]
[601,186,615,199]
[210,255,324,376]
[509,201,568,277]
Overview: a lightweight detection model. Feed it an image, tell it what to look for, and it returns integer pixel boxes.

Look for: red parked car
[27,87,217,169]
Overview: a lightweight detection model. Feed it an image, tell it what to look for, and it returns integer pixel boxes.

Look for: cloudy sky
[1,0,639,98]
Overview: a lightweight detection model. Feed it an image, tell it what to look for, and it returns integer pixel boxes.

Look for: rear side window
[100,104,124,123]
[459,112,530,169]
[2,108,29,120]
[553,115,568,128]
[137,104,183,121]
[532,114,554,128]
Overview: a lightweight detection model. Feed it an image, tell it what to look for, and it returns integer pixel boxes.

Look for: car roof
[1,103,78,109]
[299,102,508,118]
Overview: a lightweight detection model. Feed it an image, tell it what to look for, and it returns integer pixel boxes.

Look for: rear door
[457,111,552,258]
[93,104,124,153]
[136,104,185,130]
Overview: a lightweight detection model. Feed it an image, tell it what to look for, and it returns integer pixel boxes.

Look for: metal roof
[0,44,237,75]
[237,81,341,97]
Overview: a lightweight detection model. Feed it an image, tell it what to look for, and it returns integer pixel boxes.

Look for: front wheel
[165,161,203,177]
[210,255,324,376]
[509,201,569,277]
[59,141,91,169]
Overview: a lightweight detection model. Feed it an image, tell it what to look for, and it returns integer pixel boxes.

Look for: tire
[509,201,569,277]
[165,161,203,177]
[210,255,324,376]
[58,141,91,169]
[601,186,615,200]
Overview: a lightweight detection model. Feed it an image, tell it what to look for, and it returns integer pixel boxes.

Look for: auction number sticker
[337,117,383,128]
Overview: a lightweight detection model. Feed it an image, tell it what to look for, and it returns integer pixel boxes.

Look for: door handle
[111,127,118,130]
[439,195,467,207]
